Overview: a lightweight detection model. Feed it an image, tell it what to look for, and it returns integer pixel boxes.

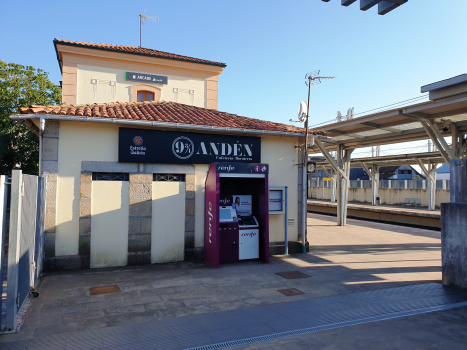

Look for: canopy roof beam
[416,158,437,211]
[315,139,349,181]
[361,162,380,206]
[361,122,404,134]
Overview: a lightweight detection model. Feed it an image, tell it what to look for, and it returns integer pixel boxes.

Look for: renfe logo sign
[208,202,213,244]
[118,128,261,164]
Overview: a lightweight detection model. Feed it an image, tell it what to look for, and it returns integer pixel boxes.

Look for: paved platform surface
[1,283,467,349]
[0,213,453,349]
[308,199,441,229]
[230,305,467,350]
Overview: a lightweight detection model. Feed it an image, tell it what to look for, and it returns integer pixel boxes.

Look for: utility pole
[303,71,335,253]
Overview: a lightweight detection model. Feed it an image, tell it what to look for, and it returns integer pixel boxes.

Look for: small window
[153,174,185,182]
[137,91,155,102]
[92,173,129,181]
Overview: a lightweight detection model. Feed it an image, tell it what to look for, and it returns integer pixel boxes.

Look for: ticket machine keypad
[219,223,239,263]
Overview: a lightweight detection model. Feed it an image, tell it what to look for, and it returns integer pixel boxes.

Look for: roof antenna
[139,9,159,47]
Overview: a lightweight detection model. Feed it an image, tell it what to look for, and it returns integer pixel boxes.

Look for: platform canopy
[321,0,409,16]
[309,94,467,159]
[308,76,467,225]
[313,151,445,168]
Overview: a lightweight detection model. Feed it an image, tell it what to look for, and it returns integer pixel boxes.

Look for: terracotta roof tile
[54,39,226,67]
[18,101,324,135]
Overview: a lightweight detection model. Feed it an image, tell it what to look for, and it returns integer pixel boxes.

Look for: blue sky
[1,0,466,131]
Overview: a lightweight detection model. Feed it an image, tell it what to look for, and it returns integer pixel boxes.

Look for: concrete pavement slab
[0,214,461,349]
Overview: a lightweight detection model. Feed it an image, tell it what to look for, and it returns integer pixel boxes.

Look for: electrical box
[269,186,285,215]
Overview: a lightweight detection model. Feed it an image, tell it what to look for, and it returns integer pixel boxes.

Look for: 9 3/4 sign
[172,136,194,159]
[118,128,261,164]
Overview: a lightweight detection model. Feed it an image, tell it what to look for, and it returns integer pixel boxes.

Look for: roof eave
[53,39,63,75]
[53,39,227,68]
[11,114,326,139]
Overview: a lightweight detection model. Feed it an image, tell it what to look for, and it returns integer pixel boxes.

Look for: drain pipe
[38,117,45,176]
[284,186,288,255]
[302,160,307,253]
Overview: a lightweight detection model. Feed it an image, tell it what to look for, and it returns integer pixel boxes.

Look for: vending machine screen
[219,209,232,221]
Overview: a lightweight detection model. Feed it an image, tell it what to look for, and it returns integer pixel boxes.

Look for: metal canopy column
[321,166,336,202]
[416,158,438,211]
[361,162,379,206]
[337,145,344,225]
[343,148,354,222]
[331,173,337,202]
[315,140,349,226]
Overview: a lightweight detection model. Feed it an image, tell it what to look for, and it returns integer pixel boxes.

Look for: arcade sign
[118,128,261,164]
[126,71,168,84]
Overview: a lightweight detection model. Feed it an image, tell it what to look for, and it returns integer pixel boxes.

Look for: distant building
[350,165,425,180]
[308,158,425,181]
[436,164,450,180]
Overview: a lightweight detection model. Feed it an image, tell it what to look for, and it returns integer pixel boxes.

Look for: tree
[0,61,61,175]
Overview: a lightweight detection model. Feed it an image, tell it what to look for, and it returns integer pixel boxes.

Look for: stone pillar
[450,159,467,203]
[442,159,467,289]
[128,174,152,265]
[441,203,467,289]
[43,120,59,261]
[184,174,197,259]
[78,172,91,268]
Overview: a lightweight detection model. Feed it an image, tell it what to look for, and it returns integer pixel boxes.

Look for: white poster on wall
[232,195,252,215]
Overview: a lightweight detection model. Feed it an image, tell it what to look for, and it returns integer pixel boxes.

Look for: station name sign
[126,71,168,84]
[118,128,261,164]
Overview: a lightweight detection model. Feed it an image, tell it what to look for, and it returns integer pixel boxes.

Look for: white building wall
[260,135,300,243]
[151,182,186,263]
[56,121,118,256]
[437,173,450,180]
[76,64,206,107]
[91,181,129,268]
[55,121,300,259]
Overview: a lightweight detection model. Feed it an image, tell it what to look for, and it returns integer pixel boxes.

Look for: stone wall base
[441,203,467,289]
[43,243,312,271]
[44,255,90,271]
[128,251,151,265]
[269,241,309,255]
[185,248,205,261]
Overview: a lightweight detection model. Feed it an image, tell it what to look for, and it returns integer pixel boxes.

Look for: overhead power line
[308,94,429,129]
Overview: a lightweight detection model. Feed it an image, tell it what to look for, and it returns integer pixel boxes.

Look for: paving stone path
[1,283,466,350]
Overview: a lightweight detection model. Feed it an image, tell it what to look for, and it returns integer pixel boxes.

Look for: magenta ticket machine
[205,163,270,268]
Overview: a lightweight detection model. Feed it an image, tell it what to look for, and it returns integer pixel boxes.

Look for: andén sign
[118,128,261,164]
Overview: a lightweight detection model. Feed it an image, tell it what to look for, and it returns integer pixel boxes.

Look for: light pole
[302,71,335,253]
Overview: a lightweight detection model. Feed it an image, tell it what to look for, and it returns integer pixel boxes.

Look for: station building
[14,39,318,270]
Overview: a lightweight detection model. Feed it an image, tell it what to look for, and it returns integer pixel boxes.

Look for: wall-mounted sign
[118,128,261,164]
[215,163,268,174]
[126,71,168,84]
